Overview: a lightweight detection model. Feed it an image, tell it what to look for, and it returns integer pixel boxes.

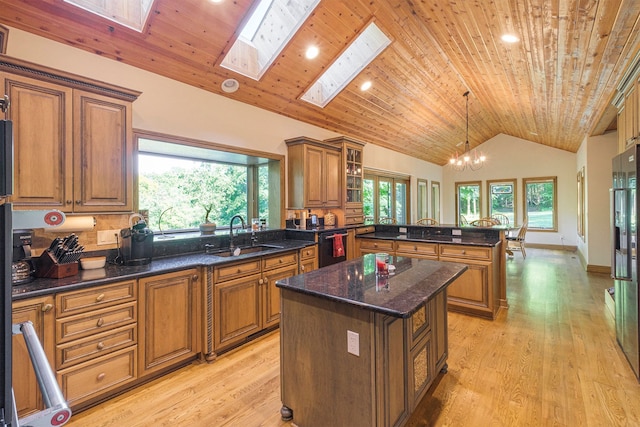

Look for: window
[523,176,557,231]
[431,181,441,222]
[417,179,428,219]
[487,179,516,225]
[135,131,283,233]
[455,181,481,225]
[363,171,410,224]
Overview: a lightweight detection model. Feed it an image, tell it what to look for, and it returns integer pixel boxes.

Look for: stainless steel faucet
[229,214,246,249]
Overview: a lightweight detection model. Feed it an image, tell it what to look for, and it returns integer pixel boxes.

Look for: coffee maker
[12,229,34,285]
[120,220,154,266]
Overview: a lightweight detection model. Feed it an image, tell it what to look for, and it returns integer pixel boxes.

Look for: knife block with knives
[35,234,85,279]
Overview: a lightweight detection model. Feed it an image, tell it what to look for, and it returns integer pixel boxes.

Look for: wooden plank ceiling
[1,0,639,165]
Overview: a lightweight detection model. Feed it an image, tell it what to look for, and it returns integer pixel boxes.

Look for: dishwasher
[317,229,348,268]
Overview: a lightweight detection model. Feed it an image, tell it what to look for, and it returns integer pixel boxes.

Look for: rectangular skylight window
[301,22,392,108]
[64,0,154,32]
[221,0,320,80]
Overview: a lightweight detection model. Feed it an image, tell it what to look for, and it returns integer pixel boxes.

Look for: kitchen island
[276,254,467,427]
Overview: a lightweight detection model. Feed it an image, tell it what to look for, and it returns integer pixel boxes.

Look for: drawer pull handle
[97,373,106,382]
[97,342,105,350]
[461,250,466,254]
[237,268,242,274]
[96,318,104,327]
[42,304,53,313]
[259,278,264,285]
[279,258,283,263]
[301,265,305,271]
[192,275,198,281]
[96,293,105,302]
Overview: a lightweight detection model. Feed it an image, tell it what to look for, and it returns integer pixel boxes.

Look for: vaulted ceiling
[1,0,639,165]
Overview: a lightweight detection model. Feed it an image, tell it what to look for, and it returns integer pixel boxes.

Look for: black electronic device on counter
[120,221,154,266]
[11,229,34,285]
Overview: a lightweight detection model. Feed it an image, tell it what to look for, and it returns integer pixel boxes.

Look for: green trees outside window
[524,177,557,230]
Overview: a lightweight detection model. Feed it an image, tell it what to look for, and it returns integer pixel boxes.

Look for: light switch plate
[347,330,359,356]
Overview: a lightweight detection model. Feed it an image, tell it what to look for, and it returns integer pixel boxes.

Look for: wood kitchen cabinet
[0,56,139,212]
[614,58,640,153]
[212,251,298,354]
[12,295,55,419]
[55,280,137,409]
[299,245,318,273]
[286,137,341,209]
[138,269,201,377]
[325,136,366,226]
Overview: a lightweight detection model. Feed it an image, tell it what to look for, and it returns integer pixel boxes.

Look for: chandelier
[449,91,485,171]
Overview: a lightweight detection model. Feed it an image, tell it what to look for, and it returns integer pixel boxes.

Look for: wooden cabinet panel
[408,330,433,410]
[358,238,395,254]
[2,73,73,208]
[304,145,324,207]
[56,280,136,316]
[138,269,200,376]
[57,324,136,370]
[262,251,298,270]
[432,290,448,373]
[396,241,438,259]
[58,346,137,407]
[324,148,342,207]
[300,245,318,273]
[214,273,262,350]
[12,296,55,418]
[439,244,491,260]
[73,91,132,212]
[444,262,491,314]
[56,302,136,344]
[214,258,261,282]
[262,264,298,328]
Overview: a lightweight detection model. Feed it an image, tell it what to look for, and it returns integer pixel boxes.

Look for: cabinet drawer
[358,239,394,252]
[214,258,262,282]
[56,302,137,344]
[58,346,137,406]
[355,226,375,235]
[56,280,136,316]
[300,245,317,260]
[56,324,137,370]
[262,251,298,270]
[395,241,438,258]
[408,304,431,350]
[439,244,491,260]
[344,207,363,216]
[344,215,365,225]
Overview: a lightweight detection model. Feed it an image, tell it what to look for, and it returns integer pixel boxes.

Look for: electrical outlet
[347,330,360,356]
[452,229,462,236]
[97,229,120,245]
[399,227,407,234]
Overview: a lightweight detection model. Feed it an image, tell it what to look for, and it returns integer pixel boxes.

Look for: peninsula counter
[276,254,467,427]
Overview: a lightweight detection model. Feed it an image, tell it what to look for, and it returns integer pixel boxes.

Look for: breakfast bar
[276,254,467,427]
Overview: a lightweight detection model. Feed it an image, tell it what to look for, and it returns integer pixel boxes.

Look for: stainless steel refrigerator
[612,145,640,379]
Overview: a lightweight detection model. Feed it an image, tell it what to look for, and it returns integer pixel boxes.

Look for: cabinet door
[138,269,200,376]
[214,274,262,351]
[304,145,325,207]
[432,290,448,373]
[2,73,73,209]
[324,148,342,207]
[444,260,492,316]
[73,90,132,212]
[262,264,298,328]
[12,296,55,418]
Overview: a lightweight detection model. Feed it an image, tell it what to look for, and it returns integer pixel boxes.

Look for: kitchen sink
[206,244,284,257]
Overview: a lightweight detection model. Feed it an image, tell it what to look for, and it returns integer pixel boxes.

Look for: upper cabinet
[0,56,140,212]
[324,136,366,226]
[614,54,640,153]
[286,137,342,209]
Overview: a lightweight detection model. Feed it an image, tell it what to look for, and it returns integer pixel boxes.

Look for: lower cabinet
[213,251,298,353]
[138,269,200,377]
[299,245,317,273]
[12,296,55,418]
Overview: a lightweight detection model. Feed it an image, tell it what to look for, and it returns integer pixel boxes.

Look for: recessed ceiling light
[305,46,319,59]
[501,34,520,43]
[221,78,239,93]
[210,0,223,3]
[360,81,372,91]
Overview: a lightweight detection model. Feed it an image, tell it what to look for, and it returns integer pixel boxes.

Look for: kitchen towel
[332,234,344,257]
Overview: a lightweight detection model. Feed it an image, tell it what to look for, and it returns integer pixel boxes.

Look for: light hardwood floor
[66,249,640,426]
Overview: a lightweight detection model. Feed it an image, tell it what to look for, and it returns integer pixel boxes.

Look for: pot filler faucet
[229,215,246,249]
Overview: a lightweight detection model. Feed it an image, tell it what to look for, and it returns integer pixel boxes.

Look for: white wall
[5,26,443,215]
[442,134,578,246]
[578,132,617,268]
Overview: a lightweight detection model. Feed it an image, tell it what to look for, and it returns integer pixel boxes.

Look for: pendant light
[449,91,485,171]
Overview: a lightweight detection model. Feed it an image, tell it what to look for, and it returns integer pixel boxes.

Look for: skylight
[64,0,155,32]
[221,0,320,80]
[301,22,391,108]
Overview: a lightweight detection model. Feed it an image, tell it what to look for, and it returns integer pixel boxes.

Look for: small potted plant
[199,204,217,235]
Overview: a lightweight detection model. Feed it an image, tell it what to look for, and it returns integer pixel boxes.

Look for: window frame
[523,176,558,232]
[431,181,441,223]
[417,178,428,220]
[577,168,585,241]
[133,129,285,232]
[363,169,410,224]
[455,181,482,226]
[486,178,517,226]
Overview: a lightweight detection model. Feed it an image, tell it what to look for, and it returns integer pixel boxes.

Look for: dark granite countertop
[276,254,467,318]
[12,239,315,301]
[356,231,500,247]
